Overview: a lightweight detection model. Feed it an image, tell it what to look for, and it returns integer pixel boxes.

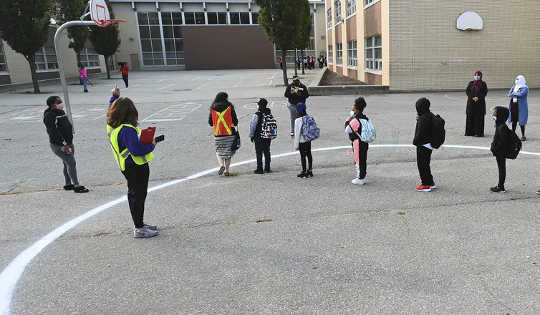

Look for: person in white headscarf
[508,75,529,141]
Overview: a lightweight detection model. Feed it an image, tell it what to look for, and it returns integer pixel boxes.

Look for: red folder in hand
[140,127,156,144]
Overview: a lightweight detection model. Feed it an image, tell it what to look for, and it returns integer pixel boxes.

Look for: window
[138,12,164,65]
[336,43,343,65]
[346,0,356,17]
[0,41,7,72]
[80,48,100,68]
[335,1,342,24]
[365,36,382,72]
[252,12,259,24]
[347,40,357,67]
[207,12,228,25]
[364,0,379,8]
[327,8,332,28]
[327,45,333,64]
[161,12,184,65]
[229,12,251,24]
[184,12,205,24]
[34,47,58,71]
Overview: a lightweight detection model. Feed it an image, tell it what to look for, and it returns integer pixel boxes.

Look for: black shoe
[264,169,272,173]
[224,172,230,177]
[536,190,540,195]
[490,186,506,193]
[521,136,526,141]
[297,172,306,178]
[253,169,264,174]
[74,186,89,193]
[63,184,75,191]
[306,170,313,177]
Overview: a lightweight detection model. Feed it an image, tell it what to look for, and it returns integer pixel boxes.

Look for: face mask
[56,103,64,110]
[492,115,497,121]
[474,76,480,81]
[350,111,355,117]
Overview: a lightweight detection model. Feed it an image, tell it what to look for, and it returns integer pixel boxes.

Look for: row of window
[139,11,259,26]
[327,0,379,28]
[34,47,99,71]
[0,41,8,73]
[327,36,381,72]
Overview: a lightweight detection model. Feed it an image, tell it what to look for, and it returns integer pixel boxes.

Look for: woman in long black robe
[465,71,488,137]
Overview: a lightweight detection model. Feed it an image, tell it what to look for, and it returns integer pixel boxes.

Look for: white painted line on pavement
[1,144,540,315]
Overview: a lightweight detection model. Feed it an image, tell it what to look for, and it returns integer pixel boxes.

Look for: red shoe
[415,184,432,192]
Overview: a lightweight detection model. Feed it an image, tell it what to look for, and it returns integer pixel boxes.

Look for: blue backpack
[302,115,320,141]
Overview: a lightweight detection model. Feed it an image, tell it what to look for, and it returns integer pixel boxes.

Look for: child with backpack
[345,97,374,185]
[294,102,319,178]
[413,97,439,192]
[490,106,521,193]
[250,98,276,174]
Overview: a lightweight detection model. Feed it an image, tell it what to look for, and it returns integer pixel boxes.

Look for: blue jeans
[81,77,88,92]
[288,103,297,134]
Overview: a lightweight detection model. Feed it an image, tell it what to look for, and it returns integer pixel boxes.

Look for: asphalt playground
[0,69,539,314]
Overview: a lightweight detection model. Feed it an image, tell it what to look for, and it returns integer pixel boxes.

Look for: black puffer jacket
[413,101,434,146]
[43,108,73,145]
[491,106,512,157]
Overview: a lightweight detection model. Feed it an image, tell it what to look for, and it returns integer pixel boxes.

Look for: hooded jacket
[43,108,73,146]
[491,106,512,157]
[284,82,309,105]
[413,100,434,146]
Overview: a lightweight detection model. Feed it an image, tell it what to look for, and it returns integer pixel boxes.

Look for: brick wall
[389,0,540,90]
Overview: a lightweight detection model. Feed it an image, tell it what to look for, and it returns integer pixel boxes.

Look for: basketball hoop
[89,0,125,27]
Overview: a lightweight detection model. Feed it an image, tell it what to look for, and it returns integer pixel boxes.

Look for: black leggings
[510,101,526,136]
[299,141,313,172]
[416,146,434,186]
[496,155,506,189]
[122,163,149,228]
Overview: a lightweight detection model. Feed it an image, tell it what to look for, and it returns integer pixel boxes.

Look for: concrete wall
[111,3,142,69]
[389,0,540,90]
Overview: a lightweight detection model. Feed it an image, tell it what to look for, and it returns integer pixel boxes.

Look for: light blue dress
[508,86,528,126]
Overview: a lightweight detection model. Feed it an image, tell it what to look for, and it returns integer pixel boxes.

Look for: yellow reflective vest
[107,124,154,171]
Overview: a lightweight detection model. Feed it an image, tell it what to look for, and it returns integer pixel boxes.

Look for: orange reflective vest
[211,106,234,136]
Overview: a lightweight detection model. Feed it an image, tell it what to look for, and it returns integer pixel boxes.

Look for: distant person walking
[107,97,159,238]
[465,70,488,137]
[79,64,88,93]
[294,103,315,178]
[120,62,129,88]
[43,96,89,193]
[508,75,529,141]
[209,92,239,176]
[285,76,309,136]
[250,98,274,174]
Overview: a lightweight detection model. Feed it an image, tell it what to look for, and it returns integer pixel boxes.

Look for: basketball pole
[54,20,97,129]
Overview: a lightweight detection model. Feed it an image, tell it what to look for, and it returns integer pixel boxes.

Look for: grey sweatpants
[288,103,297,134]
[50,143,79,186]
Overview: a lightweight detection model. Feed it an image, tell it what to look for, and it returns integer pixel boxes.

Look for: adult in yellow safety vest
[107,97,159,238]
[208,92,239,176]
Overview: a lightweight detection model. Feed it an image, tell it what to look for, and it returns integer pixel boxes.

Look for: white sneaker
[133,227,159,238]
[352,178,366,185]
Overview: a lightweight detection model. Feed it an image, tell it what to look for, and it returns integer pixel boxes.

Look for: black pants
[510,101,526,136]
[416,146,434,186]
[122,163,149,228]
[254,138,271,171]
[354,141,369,179]
[122,74,129,87]
[299,141,313,172]
[496,155,506,188]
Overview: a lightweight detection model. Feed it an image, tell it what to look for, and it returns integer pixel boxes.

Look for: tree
[88,0,120,79]
[0,0,54,93]
[294,0,311,75]
[59,0,89,65]
[256,0,308,86]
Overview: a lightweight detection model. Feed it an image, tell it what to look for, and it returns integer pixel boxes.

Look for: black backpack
[431,114,446,149]
[506,131,522,159]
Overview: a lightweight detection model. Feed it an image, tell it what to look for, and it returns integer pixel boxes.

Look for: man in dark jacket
[413,97,436,192]
[43,96,89,193]
[284,76,309,136]
[490,106,512,193]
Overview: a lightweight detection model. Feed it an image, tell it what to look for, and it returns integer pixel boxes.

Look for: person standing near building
[508,75,529,141]
[79,64,88,93]
[284,76,309,136]
[489,106,512,193]
[44,96,89,193]
[209,92,239,176]
[250,98,273,174]
[345,97,370,185]
[413,98,436,192]
[465,70,488,137]
[107,97,159,238]
[120,62,129,88]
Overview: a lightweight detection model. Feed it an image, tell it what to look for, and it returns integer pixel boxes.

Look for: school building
[325,0,540,90]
